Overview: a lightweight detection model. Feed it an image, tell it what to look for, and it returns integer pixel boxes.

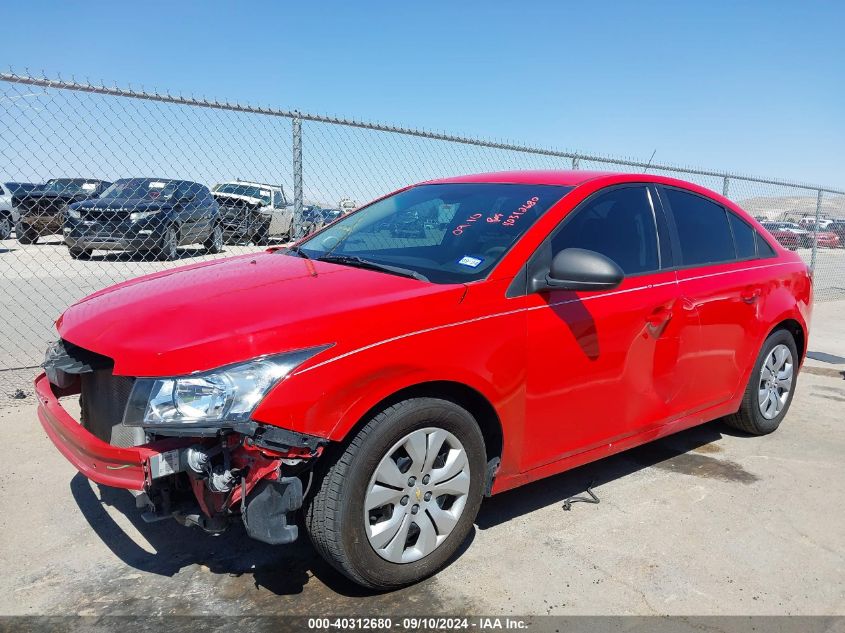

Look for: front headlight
[67,208,81,220]
[123,346,330,427]
[129,209,161,222]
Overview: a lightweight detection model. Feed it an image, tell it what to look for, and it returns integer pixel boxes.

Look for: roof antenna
[643,149,657,173]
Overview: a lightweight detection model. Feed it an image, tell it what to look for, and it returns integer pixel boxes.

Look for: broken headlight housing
[123,346,330,428]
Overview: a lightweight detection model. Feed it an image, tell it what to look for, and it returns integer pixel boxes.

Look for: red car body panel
[42,171,811,498]
[815,232,840,248]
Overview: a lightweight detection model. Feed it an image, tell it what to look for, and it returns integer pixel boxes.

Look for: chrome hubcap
[364,427,470,564]
[758,343,793,419]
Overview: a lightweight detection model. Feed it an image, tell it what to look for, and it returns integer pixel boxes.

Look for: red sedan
[814,231,840,248]
[37,171,811,589]
[762,223,800,250]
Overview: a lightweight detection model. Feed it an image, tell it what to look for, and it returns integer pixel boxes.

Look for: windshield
[42,179,100,195]
[213,183,272,206]
[293,183,571,283]
[100,178,183,200]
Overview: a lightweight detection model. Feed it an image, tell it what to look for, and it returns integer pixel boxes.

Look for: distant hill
[738,194,845,221]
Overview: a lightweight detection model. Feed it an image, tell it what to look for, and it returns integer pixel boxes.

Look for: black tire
[304,397,486,590]
[204,223,223,254]
[252,220,270,246]
[16,222,38,244]
[723,328,799,435]
[69,247,91,260]
[156,224,179,261]
[0,214,11,240]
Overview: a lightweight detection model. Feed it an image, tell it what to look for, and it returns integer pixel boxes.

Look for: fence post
[571,156,580,170]
[722,176,730,197]
[292,115,303,239]
[810,189,823,272]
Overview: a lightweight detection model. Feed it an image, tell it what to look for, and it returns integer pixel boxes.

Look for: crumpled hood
[212,192,264,207]
[57,251,465,377]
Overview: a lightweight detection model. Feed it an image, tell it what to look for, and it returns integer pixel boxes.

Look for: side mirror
[531,248,624,293]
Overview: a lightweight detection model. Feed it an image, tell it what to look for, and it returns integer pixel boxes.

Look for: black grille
[80,370,143,447]
[80,208,130,222]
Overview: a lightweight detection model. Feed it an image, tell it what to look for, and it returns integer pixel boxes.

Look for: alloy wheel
[758,343,793,419]
[364,427,471,564]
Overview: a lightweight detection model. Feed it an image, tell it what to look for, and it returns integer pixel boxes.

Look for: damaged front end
[213,194,267,243]
[38,340,328,545]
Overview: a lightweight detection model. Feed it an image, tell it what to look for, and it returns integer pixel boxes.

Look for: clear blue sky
[2,0,843,188]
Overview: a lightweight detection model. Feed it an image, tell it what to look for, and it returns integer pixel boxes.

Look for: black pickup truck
[15,178,110,244]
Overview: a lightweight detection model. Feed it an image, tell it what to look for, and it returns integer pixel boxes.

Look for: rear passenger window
[664,188,734,266]
[756,232,777,257]
[550,185,659,275]
[728,212,757,260]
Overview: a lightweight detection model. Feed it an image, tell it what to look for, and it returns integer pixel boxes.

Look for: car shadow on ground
[70,472,476,599]
[476,420,751,529]
[69,420,740,598]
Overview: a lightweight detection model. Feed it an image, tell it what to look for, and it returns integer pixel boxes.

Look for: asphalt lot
[1,357,843,616]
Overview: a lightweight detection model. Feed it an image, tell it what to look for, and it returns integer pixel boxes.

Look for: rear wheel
[305,398,486,589]
[16,222,38,244]
[723,329,798,435]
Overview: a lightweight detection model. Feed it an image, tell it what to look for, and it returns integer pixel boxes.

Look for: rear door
[520,184,686,471]
[656,185,772,413]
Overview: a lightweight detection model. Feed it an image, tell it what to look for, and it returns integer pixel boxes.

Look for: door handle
[741,287,762,304]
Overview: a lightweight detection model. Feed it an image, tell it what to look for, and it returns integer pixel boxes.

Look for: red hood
[58,252,466,376]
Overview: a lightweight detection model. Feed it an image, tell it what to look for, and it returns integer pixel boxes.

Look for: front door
[521,184,685,471]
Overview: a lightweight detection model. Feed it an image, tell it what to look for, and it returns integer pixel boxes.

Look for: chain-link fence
[2,70,844,391]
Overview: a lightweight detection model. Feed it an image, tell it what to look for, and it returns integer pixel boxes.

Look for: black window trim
[508,183,670,297]
[654,184,778,273]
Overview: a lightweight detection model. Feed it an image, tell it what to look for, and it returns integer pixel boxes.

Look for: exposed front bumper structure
[35,369,321,543]
[36,372,157,490]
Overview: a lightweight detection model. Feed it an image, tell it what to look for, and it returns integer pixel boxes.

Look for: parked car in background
[812,231,840,249]
[300,206,343,235]
[826,221,845,247]
[0,182,40,239]
[38,171,811,590]
[798,217,834,231]
[64,178,222,260]
[15,178,110,244]
[212,181,291,245]
[763,221,812,247]
[761,223,800,250]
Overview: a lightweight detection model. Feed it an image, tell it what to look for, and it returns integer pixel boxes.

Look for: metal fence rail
[1,69,844,384]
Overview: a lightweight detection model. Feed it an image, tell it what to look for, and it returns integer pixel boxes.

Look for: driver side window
[550,185,660,275]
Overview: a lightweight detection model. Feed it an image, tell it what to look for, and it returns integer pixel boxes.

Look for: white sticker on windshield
[458,256,482,268]
[81,183,96,191]
[149,181,166,189]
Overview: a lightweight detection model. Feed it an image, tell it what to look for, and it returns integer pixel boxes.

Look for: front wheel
[155,224,179,261]
[0,214,11,240]
[723,329,799,435]
[204,223,223,254]
[252,220,270,246]
[16,222,38,244]
[305,398,486,589]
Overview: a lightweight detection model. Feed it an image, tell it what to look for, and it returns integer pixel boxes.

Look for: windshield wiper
[284,245,311,260]
[317,254,428,282]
